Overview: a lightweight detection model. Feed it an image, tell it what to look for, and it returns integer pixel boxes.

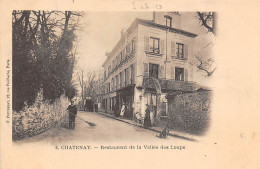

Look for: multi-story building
[101,12,198,125]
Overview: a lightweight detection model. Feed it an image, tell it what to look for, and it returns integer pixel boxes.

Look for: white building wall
[137,24,195,82]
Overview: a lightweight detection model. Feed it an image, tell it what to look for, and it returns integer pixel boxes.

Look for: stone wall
[166,90,212,135]
[12,91,70,140]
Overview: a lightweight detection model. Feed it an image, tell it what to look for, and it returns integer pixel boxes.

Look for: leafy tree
[12,10,84,111]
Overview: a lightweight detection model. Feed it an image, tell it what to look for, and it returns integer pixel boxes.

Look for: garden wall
[166,90,212,135]
[12,91,70,140]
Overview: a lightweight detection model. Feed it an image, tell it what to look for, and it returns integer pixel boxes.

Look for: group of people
[66,100,155,130]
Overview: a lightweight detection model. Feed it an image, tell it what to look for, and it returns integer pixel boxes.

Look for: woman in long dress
[120,103,126,117]
[144,104,151,128]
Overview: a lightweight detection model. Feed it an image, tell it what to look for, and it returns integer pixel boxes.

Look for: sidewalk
[96,111,198,142]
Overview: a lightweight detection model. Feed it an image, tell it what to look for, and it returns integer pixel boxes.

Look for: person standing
[120,103,126,118]
[67,100,77,129]
[144,104,151,128]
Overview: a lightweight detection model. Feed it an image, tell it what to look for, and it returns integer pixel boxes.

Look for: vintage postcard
[0,0,259,169]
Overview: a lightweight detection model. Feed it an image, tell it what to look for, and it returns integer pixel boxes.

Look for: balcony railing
[136,76,196,92]
[104,52,135,82]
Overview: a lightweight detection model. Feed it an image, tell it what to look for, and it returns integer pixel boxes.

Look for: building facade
[101,12,198,125]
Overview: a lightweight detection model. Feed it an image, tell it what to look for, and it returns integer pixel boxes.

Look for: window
[176,43,184,58]
[131,40,135,53]
[112,60,115,70]
[149,63,159,78]
[120,72,123,88]
[125,68,128,86]
[175,67,184,81]
[116,55,119,66]
[108,82,110,92]
[149,37,160,54]
[130,64,135,83]
[120,52,123,63]
[116,75,119,89]
[112,78,115,90]
[165,16,172,27]
[122,48,126,61]
[108,65,111,75]
[126,43,130,54]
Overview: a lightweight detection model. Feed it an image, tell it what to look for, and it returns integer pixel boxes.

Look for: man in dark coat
[67,100,77,129]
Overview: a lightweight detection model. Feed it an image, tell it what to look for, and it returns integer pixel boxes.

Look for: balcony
[136,76,196,92]
[103,52,135,82]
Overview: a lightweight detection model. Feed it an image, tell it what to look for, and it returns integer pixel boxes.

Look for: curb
[95,112,197,142]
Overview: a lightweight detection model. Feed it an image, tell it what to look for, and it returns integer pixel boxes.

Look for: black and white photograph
[1,1,260,169]
[12,11,215,143]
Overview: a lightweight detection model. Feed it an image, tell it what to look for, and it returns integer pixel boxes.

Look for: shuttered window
[149,63,159,78]
[131,39,135,53]
[126,43,130,54]
[176,43,184,58]
[175,67,184,81]
[115,75,118,89]
[125,68,129,86]
[150,37,160,54]
[131,64,135,83]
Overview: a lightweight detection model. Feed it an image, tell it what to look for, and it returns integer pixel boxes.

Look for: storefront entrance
[116,85,135,119]
[144,92,157,125]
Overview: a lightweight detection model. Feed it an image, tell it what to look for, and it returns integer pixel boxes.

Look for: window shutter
[166,65,171,77]
[134,39,136,53]
[128,43,131,53]
[122,71,125,87]
[144,36,149,52]
[127,67,130,85]
[132,64,135,83]
[171,67,175,79]
[133,38,136,53]
[159,65,165,78]
[160,39,165,54]
[185,68,188,81]
[184,44,188,59]
[171,41,175,56]
[143,63,149,77]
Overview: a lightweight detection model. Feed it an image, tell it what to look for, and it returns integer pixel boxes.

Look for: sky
[75,12,214,86]
[76,12,152,71]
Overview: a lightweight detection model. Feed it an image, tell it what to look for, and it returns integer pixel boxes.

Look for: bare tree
[191,54,216,77]
[197,12,217,35]
[84,71,97,100]
[192,12,217,77]
[77,68,85,102]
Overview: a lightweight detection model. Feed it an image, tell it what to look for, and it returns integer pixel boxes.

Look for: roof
[138,18,198,38]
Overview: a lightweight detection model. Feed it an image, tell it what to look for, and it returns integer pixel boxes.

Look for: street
[16,111,180,144]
